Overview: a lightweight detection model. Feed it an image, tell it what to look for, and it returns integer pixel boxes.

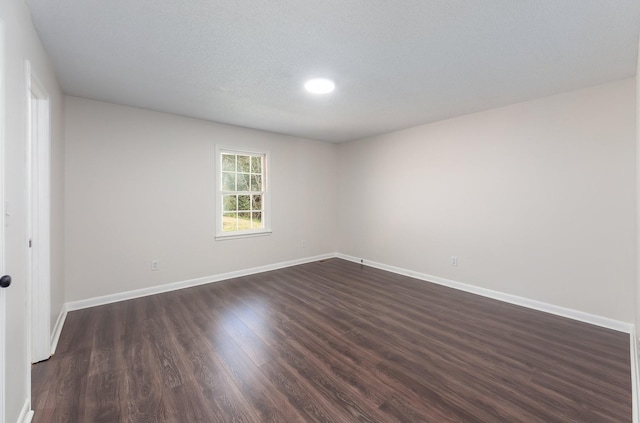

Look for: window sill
[215,230,272,241]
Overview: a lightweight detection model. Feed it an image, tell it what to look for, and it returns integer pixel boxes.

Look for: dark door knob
[0,275,11,288]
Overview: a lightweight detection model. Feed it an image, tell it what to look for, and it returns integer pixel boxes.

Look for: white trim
[215,229,273,241]
[50,305,67,355]
[16,399,33,423]
[635,29,640,423]
[0,19,5,423]
[65,253,335,312]
[630,329,639,423]
[25,61,51,364]
[63,252,635,332]
[215,145,271,239]
[336,253,633,333]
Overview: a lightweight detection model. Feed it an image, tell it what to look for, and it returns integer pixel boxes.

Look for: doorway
[26,61,51,365]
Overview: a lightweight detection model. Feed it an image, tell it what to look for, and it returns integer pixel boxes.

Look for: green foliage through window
[220,152,265,233]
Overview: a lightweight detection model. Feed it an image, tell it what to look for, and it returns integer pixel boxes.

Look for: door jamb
[0,19,6,423]
[25,61,51,368]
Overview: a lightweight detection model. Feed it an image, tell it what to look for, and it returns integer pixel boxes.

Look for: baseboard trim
[65,252,633,332]
[50,305,68,355]
[336,253,633,333]
[632,329,639,423]
[65,253,337,312]
[17,399,33,423]
[56,252,636,419]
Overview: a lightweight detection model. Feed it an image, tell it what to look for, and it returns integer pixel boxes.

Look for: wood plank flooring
[31,258,632,422]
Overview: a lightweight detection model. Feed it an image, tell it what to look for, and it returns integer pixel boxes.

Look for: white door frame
[25,61,51,365]
[0,19,6,423]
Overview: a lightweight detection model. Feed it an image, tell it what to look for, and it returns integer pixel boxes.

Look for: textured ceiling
[25,0,640,143]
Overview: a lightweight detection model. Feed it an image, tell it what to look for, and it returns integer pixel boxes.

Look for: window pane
[251,212,262,228]
[251,156,262,173]
[238,155,250,172]
[238,212,251,230]
[237,173,249,191]
[238,195,251,211]
[222,154,236,172]
[251,175,262,191]
[222,173,236,191]
[223,212,237,232]
[252,194,262,211]
[223,195,237,212]
[218,150,267,236]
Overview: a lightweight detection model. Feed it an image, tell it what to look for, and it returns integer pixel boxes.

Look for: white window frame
[215,146,271,240]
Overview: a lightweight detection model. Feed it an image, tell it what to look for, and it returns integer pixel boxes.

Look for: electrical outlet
[151,259,159,271]
[450,256,457,266]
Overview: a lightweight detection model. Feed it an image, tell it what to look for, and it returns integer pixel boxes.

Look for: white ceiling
[25,0,640,143]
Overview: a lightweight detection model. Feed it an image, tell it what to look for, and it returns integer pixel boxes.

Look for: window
[216,148,270,239]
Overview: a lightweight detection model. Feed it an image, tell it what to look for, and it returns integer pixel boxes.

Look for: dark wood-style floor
[32,258,632,422]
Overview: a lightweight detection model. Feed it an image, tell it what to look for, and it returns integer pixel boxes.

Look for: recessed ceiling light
[304,78,335,94]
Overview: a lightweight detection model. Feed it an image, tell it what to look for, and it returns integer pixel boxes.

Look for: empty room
[2,0,640,422]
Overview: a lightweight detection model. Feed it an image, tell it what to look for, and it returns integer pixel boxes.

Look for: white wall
[636,38,640,343]
[64,97,337,302]
[0,0,64,421]
[67,79,636,324]
[338,78,636,323]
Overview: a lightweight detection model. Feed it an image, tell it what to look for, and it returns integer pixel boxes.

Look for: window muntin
[217,149,269,238]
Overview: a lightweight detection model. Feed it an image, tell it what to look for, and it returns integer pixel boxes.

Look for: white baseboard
[55,252,636,420]
[336,253,633,333]
[65,252,633,332]
[65,253,336,312]
[17,399,33,423]
[632,329,640,423]
[50,305,67,355]
[343,254,638,422]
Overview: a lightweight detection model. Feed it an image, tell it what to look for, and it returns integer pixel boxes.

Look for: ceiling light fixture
[304,78,335,94]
